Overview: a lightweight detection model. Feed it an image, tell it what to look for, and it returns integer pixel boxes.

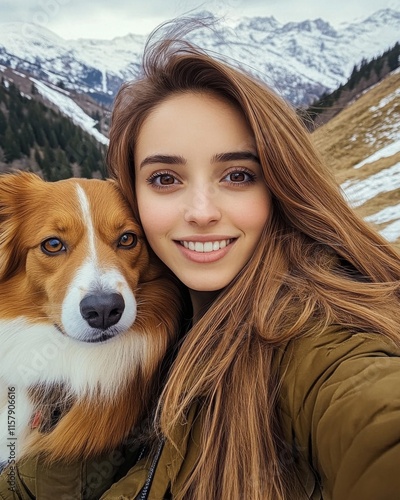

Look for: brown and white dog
[0,172,180,467]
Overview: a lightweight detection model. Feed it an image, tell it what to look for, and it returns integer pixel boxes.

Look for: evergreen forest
[0,79,107,181]
[306,42,400,126]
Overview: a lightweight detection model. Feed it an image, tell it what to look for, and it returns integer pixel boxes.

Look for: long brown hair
[107,20,400,499]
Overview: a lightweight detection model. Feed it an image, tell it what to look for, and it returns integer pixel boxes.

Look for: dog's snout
[80,293,125,330]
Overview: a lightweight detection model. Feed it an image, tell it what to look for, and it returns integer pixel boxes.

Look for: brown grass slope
[312,69,400,250]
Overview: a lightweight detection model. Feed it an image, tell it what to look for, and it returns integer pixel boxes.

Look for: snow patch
[380,219,400,242]
[353,137,400,169]
[12,70,26,78]
[342,162,400,207]
[30,77,108,146]
[101,70,107,93]
[365,203,400,225]
[370,87,400,112]
[365,201,400,242]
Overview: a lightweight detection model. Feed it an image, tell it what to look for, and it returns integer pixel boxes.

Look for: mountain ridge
[0,8,399,107]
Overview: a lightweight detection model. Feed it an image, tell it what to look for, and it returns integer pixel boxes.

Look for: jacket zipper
[136,438,165,500]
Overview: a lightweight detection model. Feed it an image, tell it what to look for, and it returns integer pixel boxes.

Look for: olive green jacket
[1,327,400,499]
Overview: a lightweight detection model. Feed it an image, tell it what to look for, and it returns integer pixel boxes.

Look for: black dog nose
[80,293,125,330]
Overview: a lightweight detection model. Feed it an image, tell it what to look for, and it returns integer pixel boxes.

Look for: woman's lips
[181,239,232,252]
[175,238,237,263]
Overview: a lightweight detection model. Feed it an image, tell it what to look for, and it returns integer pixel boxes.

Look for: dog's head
[0,172,153,343]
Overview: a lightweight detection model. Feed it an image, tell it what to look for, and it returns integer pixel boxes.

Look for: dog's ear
[0,172,44,281]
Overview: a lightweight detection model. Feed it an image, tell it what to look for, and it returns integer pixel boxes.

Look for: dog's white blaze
[60,185,137,341]
[76,185,97,263]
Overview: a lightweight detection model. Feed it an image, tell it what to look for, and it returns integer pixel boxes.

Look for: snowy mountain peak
[0,8,399,106]
[363,8,400,24]
[280,18,331,35]
[235,16,280,32]
[1,21,63,45]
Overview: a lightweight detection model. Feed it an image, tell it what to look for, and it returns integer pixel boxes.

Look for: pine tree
[55,148,73,180]
[47,129,58,148]
[80,158,93,179]
[8,107,20,134]
[32,122,46,147]
[374,58,384,78]
[23,123,36,147]
[34,149,42,168]
[388,42,400,71]
[0,84,6,104]
[19,127,31,156]
[0,110,7,137]
[41,143,54,180]
[3,126,21,162]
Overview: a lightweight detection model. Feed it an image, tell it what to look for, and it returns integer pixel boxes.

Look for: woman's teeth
[181,239,232,253]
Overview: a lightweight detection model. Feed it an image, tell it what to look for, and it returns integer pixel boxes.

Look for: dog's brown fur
[0,172,180,463]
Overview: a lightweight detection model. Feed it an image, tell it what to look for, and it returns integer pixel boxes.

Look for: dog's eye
[118,232,138,249]
[41,238,66,255]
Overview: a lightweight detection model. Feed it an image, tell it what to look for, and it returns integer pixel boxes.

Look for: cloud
[0,0,397,39]
[0,0,33,22]
[0,0,209,23]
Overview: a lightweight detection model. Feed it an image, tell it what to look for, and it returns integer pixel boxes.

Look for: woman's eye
[118,232,138,249]
[41,238,66,255]
[158,174,175,185]
[223,170,256,184]
[229,172,246,182]
[146,172,180,188]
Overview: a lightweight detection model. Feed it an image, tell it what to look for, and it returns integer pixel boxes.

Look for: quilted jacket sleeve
[278,328,400,500]
[0,445,141,499]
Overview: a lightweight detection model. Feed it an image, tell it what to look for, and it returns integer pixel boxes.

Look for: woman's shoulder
[275,327,400,498]
[275,325,400,426]
[276,326,400,396]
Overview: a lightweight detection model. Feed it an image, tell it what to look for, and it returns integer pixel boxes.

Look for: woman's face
[135,92,271,292]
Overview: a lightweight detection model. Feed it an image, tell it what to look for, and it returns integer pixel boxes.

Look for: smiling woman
[134,92,271,307]
[1,19,400,500]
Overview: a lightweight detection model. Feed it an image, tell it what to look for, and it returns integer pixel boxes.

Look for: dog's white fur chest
[0,317,148,463]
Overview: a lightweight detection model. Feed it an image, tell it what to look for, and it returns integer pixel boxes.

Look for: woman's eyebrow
[139,151,259,170]
[212,151,260,163]
[139,154,186,169]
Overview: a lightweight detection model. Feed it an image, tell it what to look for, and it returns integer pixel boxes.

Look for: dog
[0,172,180,467]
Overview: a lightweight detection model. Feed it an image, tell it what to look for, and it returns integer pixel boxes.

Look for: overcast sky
[1,0,399,39]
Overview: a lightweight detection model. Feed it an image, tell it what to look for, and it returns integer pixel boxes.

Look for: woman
[2,23,400,500]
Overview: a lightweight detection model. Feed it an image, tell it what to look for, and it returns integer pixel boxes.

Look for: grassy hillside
[306,43,399,128]
[312,69,400,249]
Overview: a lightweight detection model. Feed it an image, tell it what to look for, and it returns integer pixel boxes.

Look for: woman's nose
[183,186,222,226]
